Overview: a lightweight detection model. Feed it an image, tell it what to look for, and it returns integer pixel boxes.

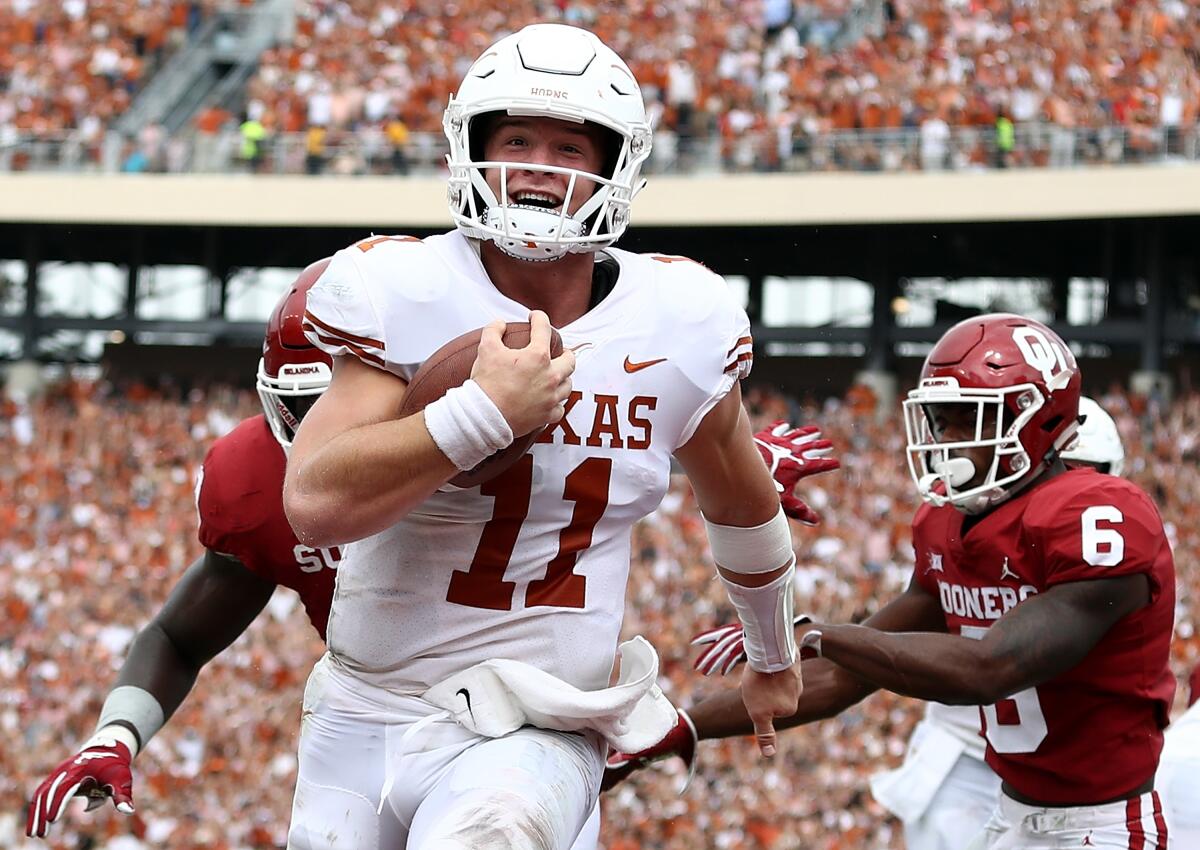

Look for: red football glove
[692,615,815,677]
[602,708,698,793]
[27,732,136,838]
[753,420,840,525]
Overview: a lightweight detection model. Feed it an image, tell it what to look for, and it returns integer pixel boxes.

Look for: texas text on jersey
[301,230,752,693]
[196,414,339,640]
[912,467,1175,804]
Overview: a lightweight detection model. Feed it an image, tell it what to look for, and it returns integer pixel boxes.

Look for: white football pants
[287,654,605,850]
[904,751,999,850]
[871,718,1000,850]
[971,790,1169,849]
[1157,707,1200,849]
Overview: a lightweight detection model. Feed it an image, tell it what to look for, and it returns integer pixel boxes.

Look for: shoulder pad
[197,417,286,537]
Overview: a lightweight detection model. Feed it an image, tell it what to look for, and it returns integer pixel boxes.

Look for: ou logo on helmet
[1012,327,1073,387]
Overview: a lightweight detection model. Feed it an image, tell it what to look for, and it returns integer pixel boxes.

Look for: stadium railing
[0,123,1196,177]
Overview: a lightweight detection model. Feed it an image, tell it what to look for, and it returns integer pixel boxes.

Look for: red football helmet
[257,258,333,450]
[903,313,1082,514]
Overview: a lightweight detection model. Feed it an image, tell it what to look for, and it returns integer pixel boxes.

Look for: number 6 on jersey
[1082,505,1124,567]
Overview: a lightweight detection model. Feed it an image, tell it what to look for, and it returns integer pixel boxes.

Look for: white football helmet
[443,24,652,262]
[1061,396,1125,476]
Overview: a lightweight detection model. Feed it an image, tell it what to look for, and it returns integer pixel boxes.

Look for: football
[398,321,564,488]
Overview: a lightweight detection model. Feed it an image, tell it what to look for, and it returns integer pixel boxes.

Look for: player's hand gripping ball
[399,321,564,488]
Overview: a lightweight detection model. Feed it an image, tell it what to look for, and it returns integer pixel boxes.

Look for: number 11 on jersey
[446,455,612,611]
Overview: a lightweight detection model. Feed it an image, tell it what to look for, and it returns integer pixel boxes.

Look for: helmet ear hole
[468,112,501,163]
[599,125,622,179]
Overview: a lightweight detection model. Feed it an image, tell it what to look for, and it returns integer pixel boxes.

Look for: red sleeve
[194,419,283,579]
[910,502,939,597]
[1037,476,1169,600]
[196,465,269,575]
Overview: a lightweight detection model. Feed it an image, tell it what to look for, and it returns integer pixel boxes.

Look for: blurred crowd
[191,0,1200,174]
[0,0,214,143]
[4,0,1199,174]
[1,374,1197,849]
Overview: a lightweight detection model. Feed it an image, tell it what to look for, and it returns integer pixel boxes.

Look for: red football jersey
[196,415,339,641]
[912,467,1175,804]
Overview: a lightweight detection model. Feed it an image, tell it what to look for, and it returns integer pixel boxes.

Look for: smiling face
[480,115,609,216]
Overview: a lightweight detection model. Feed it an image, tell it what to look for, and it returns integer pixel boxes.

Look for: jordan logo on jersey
[927,552,944,573]
[1000,557,1020,582]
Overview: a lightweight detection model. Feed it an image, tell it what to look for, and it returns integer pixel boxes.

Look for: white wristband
[719,559,799,673]
[96,685,166,757]
[704,507,793,575]
[86,724,141,758]
[424,379,514,472]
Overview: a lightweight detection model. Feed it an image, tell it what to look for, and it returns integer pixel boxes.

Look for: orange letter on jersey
[536,391,584,446]
[626,396,657,450]
[586,394,624,449]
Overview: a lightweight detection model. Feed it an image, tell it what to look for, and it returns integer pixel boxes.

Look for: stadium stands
[2,0,1197,174]
[0,0,213,171]
[2,378,1197,848]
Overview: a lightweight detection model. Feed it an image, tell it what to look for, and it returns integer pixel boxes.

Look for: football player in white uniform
[282,24,802,850]
[866,396,1127,850]
[1159,666,1200,846]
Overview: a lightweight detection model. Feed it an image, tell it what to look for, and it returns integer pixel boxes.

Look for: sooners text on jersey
[196,415,338,640]
[912,467,1175,804]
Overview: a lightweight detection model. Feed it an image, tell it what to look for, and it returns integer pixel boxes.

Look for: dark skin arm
[113,549,277,732]
[811,573,1150,706]
[688,573,946,739]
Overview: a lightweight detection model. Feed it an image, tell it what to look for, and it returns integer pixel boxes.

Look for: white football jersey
[302,231,752,693]
[924,702,988,761]
[1159,701,1200,846]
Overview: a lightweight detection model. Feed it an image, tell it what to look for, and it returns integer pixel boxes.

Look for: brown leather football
[398,321,564,488]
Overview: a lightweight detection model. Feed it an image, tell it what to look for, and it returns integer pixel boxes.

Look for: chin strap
[484,205,586,262]
[952,451,1064,515]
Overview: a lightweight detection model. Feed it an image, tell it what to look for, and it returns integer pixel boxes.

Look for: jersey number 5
[445,455,611,611]
[962,625,1049,753]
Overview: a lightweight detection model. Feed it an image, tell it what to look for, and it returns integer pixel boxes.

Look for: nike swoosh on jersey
[456,687,475,722]
[623,356,667,373]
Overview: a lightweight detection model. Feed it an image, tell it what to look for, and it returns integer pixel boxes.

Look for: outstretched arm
[809,573,1150,705]
[600,574,945,790]
[27,550,276,837]
[689,573,947,739]
[114,550,277,725]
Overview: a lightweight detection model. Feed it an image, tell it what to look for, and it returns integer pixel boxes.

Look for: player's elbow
[968,649,1031,705]
[284,480,406,548]
[283,484,337,549]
